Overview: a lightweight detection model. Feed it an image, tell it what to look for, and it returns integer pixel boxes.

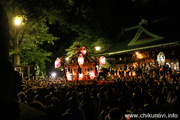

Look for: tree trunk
[13,26,20,65]
[13,28,20,65]
[13,54,20,65]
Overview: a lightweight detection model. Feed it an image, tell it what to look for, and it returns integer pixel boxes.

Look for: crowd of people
[16,64,180,120]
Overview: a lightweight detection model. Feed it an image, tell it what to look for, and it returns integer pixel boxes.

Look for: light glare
[51,72,56,78]
[95,46,101,51]
[14,16,23,25]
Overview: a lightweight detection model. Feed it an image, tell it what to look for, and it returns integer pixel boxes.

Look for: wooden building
[101,24,180,73]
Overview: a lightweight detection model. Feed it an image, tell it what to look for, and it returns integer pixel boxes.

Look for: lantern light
[99,56,106,66]
[79,73,83,80]
[137,54,142,59]
[55,58,61,68]
[80,47,86,55]
[90,71,95,80]
[66,71,72,81]
[78,54,84,66]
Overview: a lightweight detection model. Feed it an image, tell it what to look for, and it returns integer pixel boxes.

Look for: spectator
[66,97,85,120]
[80,91,98,120]
[105,108,123,120]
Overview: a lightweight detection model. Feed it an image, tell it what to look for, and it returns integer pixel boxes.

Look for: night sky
[44,0,180,74]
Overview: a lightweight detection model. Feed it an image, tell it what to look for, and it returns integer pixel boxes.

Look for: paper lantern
[66,72,72,81]
[79,73,83,80]
[99,56,105,65]
[90,71,95,80]
[78,54,84,66]
[55,58,61,68]
[80,46,86,55]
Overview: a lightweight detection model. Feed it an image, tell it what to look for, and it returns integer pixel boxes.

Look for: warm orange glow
[132,71,136,76]
[90,71,95,80]
[79,73,83,80]
[78,54,84,66]
[66,72,72,80]
[137,54,142,59]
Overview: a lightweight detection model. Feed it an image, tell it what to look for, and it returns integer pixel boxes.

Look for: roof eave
[101,41,179,56]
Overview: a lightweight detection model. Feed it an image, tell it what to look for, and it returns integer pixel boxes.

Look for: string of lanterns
[54,46,106,81]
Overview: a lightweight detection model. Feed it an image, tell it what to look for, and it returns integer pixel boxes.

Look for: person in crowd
[65,96,85,120]
[80,91,98,120]
[98,67,107,81]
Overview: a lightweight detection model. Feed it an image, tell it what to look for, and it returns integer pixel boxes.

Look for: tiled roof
[101,25,179,55]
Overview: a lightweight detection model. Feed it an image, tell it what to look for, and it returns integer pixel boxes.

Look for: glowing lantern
[78,54,84,66]
[79,73,83,80]
[66,71,72,81]
[90,71,95,80]
[80,46,86,55]
[55,58,61,68]
[99,56,105,65]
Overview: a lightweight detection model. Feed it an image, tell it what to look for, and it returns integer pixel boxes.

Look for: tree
[1,0,59,72]
[53,0,113,57]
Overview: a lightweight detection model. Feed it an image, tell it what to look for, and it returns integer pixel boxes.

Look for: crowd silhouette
[16,68,180,120]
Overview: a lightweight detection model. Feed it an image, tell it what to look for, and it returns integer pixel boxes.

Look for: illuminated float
[64,46,97,82]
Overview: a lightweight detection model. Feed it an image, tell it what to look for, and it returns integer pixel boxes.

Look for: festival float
[54,45,100,83]
[54,45,110,83]
[64,46,97,83]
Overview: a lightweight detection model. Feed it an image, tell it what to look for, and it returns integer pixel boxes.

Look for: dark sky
[45,0,180,72]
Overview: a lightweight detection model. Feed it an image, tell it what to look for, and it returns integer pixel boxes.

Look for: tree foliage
[1,0,59,73]
[52,0,113,57]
